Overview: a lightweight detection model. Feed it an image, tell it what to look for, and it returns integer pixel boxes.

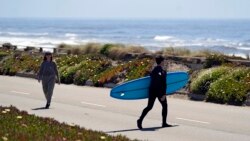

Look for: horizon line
[0,17,250,21]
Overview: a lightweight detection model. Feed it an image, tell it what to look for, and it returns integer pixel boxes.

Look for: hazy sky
[1,0,250,19]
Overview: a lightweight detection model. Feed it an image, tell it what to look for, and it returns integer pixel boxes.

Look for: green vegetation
[0,51,153,86]
[55,55,113,85]
[57,43,148,60]
[207,68,250,105]
[162,47,191,56]
[191,66,250,105]
[0,106,137,141]
[92,58,153,86]
[190,66,232,95]
[1,44,249,106]
[203,54,228,68]
[0,51,10,61]
[0,54,41,76]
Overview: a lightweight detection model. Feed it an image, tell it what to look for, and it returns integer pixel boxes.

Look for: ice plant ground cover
[0,106,138,141]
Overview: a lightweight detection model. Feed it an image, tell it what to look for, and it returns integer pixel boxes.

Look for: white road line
[10,91,30,95]
[176,117,210,124]
[81,101,106,108]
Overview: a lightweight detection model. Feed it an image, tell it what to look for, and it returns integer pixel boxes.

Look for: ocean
[0,18,250,57]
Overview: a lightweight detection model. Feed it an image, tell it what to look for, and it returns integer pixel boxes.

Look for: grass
[0,106,138,141]
[57,43,149,60]
[162,47,191,56]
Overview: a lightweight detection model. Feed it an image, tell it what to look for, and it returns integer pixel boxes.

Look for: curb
[188,93,206,101]
[16,72,37,79]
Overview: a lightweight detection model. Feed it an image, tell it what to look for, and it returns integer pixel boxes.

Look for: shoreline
[1,42,250,59]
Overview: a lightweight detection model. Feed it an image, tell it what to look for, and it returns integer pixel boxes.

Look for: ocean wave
[65,33,78,37]
[0,36,110,48]
[154,35,174,41]
[237,47,250,50]
[1,32,49,36]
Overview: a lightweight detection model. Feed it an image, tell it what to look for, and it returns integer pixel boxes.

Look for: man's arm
[53,62,60,84]
[37,62,44,82]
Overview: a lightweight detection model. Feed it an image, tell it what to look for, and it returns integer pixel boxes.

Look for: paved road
[0,76,250,141]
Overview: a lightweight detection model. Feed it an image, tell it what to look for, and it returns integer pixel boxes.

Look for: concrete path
[0,76,249,141]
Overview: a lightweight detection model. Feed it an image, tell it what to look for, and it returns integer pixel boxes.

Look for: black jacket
[149,66,167,97]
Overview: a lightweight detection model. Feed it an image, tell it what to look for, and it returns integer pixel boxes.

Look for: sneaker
[137,119,143,129]
[45,103,50,109]
[162,123,172,128]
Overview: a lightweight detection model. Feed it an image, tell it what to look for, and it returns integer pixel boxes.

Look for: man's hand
[161,95,166,101]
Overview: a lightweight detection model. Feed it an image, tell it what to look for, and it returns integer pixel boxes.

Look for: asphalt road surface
[0,76,249,141]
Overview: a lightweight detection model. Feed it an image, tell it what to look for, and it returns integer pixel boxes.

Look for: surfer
[37,52,60,109]
[137,56,172,129]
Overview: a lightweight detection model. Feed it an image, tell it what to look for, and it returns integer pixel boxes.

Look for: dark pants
[42,76,55,104]
[139,93,168,124]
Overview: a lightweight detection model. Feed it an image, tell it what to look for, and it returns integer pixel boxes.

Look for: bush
[93,58,153,86]
[92,66,124,86]
[57,54,112,85]
[60,65,79,84]
[206,68,250,105]
[73,59,111,85]
[163,47,191,56]
[82,43,102,54]
[204,54,228,68]
[126,59,153,81]
[108,46,149,60]
[0,51,9,60]
[100,44,115,56]
[190,66,232,95]
[0,54,42,76]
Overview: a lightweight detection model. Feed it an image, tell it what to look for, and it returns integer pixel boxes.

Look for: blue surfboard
[110,71,189,100]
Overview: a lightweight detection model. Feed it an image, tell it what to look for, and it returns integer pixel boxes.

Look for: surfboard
[110,71,189,100]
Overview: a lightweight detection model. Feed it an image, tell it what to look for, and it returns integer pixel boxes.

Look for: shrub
[204,54,228,68]
[100,44,115,56]
[126,59,153,81]
[60,65,79,84]
[19,55,42,73]
[56,55,86,68]
[82,43,102,54]
[70,47,81,55]
[163,47,191,56]
[207,68,250,105]
[57,54,112,85]
[108,46,149,60]
[92,66,124,86]
[190,66,232,95]
[0,57,16,75]
[73,60,111,85]
[0,51,9,60]
[93,58,153,86]
[73,70,89,85]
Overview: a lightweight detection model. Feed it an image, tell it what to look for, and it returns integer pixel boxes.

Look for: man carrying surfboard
[137,56,172,129]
